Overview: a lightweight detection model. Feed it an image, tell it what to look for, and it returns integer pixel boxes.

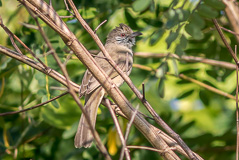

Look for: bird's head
[106,24,142,49]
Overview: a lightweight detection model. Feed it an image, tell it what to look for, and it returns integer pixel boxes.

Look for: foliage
[0,0,237,159]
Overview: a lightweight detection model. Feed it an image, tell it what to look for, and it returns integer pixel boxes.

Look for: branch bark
[65,0,199,159]
[223,0,239,43]
[0,45,79,92]
[134,52,236,70]
[16,0,180,159]
[0,0,205,159]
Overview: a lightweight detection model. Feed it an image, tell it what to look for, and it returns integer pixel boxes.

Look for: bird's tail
[74,87,105,148]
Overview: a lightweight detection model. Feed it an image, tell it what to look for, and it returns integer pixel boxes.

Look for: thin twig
[0,16,48,69]
[19,0,195,159]
[94,20,107,33]
[133,64,155,72]
[174,73,236,100]
[127,145,176,153]
[25,5,53,51]
[66,0,199,159]
[125,105,139,141]
[91,54,108,60]
[64,52,73,65]
[133,64,236,100]
[0,45,80,92]
[213,19,239,66]
[50,86,67,91]
[221,26,239,36]
[223,0,239,43]
[0,92,68,116]
[21,2,111,158]
[0,16,22,54]
[105,99,131,160]
[60,15,74,19]
[63,0,74,16]
[119,105,139,160]
[52,53,112,159]
[142,83,145,101]
[134,52,236,70]
[101,98,154,121]
[20,22,39,30]
[235,45,239,160]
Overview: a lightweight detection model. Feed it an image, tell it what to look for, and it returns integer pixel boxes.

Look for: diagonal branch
[0,45,79,92]
[19,3,111,158]
[11,0,203,159]
[133,63,236,100]
[134,52,236,70]
[104,99,131,160]
[213,19,239,66]
[66,0,199,159]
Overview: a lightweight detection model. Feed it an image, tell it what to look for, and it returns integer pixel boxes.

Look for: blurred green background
[0,0,237,159]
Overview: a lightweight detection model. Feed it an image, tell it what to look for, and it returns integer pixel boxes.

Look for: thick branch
[14,0,202,159]
[223,0,239,43]
[66,0,198,159]
[18,0,179,159]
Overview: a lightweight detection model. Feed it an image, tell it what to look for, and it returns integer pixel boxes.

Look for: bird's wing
[79,51,133,97]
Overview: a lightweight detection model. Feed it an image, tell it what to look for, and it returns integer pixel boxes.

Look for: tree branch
[0,92,68,116]
[134,52,236,70]
[0,45,79,92]
[66,0,198,159]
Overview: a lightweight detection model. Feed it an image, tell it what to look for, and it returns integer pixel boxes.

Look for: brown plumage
[74,24,142,148]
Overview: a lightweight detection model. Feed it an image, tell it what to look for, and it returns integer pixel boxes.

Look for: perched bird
[74,24,142,148]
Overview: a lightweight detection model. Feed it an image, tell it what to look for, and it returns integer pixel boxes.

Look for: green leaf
[198,4,218,18]
[165,9,190,29]
[62,122,78,139]
[204,0,225,10]
[35,72,46,87]
[132,0,151,12]
[181,69,199,75]
[158,78,165,98]
[124,9,138,29]
[41,95,48,103]
[181,10,190,22]
[166,31,179,49]
[166,17,179,29]
[185,23,204,40]
[149,0,155,12]
[56,9,68,17]
[0,57,12,70]
[156,62,168,78]
[51,99,60,108]
[177,90,194,99]
[191,13,205,29]
[178,121,195,133]
[179,35,187,49]
[37,89,47,96]
[199,90,210,106]
[78,7,97,19]
[202,80,217,88]
[0,1,2,7]
[175,45,184,56]
[142,18,163,27]
[40,95,81,128]
[150,28,165,45]
[164,9,176,19]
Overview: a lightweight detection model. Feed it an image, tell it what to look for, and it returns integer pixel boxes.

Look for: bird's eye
[121,33,125,37]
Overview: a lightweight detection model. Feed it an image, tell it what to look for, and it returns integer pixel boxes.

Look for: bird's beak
[130,31,142,37]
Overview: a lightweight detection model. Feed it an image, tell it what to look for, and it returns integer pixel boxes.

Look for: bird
[74,23,142,148]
